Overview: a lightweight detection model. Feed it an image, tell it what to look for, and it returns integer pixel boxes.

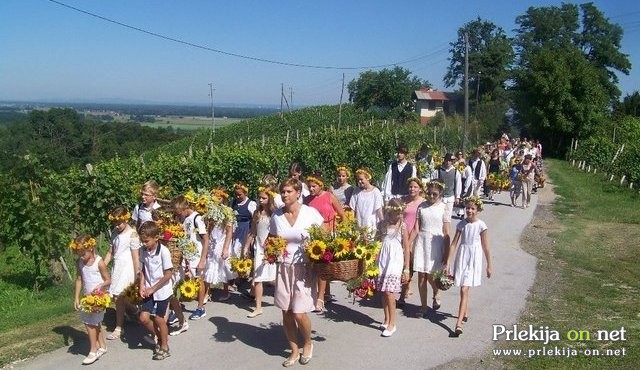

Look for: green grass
[142,116,242,130]
[497,159,639,368]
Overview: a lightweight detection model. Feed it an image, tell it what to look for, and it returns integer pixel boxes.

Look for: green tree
[613,91,640,118]
[347,66,424,121]
[444,17,514,104]
[512,3,630,155]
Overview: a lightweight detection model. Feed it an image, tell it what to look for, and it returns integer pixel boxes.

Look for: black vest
[391,162,413,196]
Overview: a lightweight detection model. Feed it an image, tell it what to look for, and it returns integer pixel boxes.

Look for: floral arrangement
[346,276,376,301]
[175,237,199,261]
[122,281,142,305]
[455,162,466,174]
[462,195,484,212]
[433,269,455,291]
[336,165,351,178]
[68,237,97,251]
[203,202,236,228]
[229,257,253,278]
[535,173,546,187]
[184,188,212,215]
[160,221,185,240]
[487,173,511,191]
[79,290,111,313]
[304,216,381,265]
[210,188,230,203]
[305,176,325,188]
[263,236,288,264]
[175,277,202,302]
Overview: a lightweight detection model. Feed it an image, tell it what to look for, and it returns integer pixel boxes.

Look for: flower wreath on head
[462,195,484,211]
[355,168,372,180]
[305,176,324,188]
[108,211,131,223]
[406,176,425,190]
[234,183,249,194]
[426,179,446,191]
[69,237,97,251]
[384,203,406,213]
[336,165,351,178]
[211,188,230,202]
[257,186,278,199]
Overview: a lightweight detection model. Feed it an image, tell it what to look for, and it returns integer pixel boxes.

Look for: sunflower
[306,240,326,261]
[365,265,380,278]
[333,238,351,260]
[353,245,366,259]
[180,279,199,300]
[363,250,376,265]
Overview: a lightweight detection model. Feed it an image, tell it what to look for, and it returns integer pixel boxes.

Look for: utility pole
[338,73,345,129]
[463,32,469,152]
[289,87,293,111]
[208,82,215,134]
[280,83,284,119]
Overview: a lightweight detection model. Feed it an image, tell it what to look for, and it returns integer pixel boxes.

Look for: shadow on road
[52,326,87,355]
[209,316,285,356]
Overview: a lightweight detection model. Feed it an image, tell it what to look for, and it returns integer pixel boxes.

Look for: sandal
[463,316,469,323]
[313,299,325,313]
[432,298,441,311]
[106,327,121,340]
[299,344,313,365]
[455,325,463,336]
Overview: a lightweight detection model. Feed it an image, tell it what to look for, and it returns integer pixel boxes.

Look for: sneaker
[170,322,189,336]
[96,347,107,358]
[167,311,179,325]
[82,352,99,365]
[152,348,171,360]
[189,307,206,320]
[381,326,397,337]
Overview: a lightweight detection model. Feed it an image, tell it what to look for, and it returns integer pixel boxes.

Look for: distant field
[142,116,244,130]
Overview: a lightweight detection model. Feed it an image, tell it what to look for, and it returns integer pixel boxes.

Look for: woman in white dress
[243,187,277,318]
[270,178,324,366]
[409,181,450,316]
[349,168,384,236]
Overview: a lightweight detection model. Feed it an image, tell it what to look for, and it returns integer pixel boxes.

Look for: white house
[412,88,457,124]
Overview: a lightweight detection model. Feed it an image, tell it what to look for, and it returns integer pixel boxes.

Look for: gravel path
[16,190,538,370]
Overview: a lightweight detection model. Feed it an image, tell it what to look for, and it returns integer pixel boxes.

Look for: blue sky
[1,0,638,106]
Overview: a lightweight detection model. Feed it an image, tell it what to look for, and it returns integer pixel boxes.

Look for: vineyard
[0,105,461,284]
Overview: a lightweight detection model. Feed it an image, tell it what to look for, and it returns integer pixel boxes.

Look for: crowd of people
[70,135,543,366]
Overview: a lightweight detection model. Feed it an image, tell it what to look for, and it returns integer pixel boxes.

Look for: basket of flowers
[229,256,253,278]
[174,276,202,302]
[433,269,455,291]
[79,290,112,313]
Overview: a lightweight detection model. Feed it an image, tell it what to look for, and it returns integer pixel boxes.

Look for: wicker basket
[165,238,182,267]
[314,259,361,282]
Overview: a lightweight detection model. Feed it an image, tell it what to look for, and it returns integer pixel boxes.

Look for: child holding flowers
[104,206,141,341]
[375,198,410,337]
[444,196,492,336]
[231,182,257,283]
[138,221,174,360]
[172,195,210,320]
[242,186,277,318]
[203,190,236,303]
[72,235,111,365]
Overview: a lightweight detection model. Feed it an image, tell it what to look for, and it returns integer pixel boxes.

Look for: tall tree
[347,66,424,121]
[512,3,631,154]
[444,17,514,103]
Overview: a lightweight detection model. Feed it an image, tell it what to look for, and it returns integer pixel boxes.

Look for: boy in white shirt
[138,221,173,360]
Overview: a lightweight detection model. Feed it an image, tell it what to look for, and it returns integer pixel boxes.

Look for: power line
[47,0,443,71]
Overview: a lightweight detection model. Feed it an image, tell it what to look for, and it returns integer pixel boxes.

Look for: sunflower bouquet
[79,290,112,313]
[174,277,202,302]
[122,281,142,305]
[433,269,455,291]
[487,172,511,191]
[229,257,253,278]
[184,188,212,215]
[176,237,199,261]
[160,221,185,240]
[263,236,288,264]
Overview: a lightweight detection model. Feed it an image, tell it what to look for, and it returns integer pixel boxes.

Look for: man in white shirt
[381,144,417,202]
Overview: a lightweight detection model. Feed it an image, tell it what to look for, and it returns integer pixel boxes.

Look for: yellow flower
[333,238,351,259]
[306,240,326,261]
[353,245,365,259]
[180,279,199,299]
[363,250,376,265]
[365,265,380,278]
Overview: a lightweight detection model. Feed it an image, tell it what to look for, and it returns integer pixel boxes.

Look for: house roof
[413,89,455,101]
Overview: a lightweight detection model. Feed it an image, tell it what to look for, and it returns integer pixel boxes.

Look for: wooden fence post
[620,175,626,186]
[286,130,290,146]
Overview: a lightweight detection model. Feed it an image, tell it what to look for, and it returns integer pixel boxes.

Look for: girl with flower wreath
[261,174,284,208]
[104,206,141,341]
[375,198,411,337]
[203,189,236,303]
[304,171,345,312]
[408,180,450,317]
[72,235,111,365]
[331,165,354,208]
[349,168,384,235]
[443,196,492,336]
[242,186,277,318]
[397,177,425,305]
[231,182,257,284]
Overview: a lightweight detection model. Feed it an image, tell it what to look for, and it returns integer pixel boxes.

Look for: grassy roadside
[495,159,639,368]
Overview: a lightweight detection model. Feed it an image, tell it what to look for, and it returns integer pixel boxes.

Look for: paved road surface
[17,190,538,370]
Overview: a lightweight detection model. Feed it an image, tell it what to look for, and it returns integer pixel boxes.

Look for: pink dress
[402,197,423,233]
[306,191,336,230]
